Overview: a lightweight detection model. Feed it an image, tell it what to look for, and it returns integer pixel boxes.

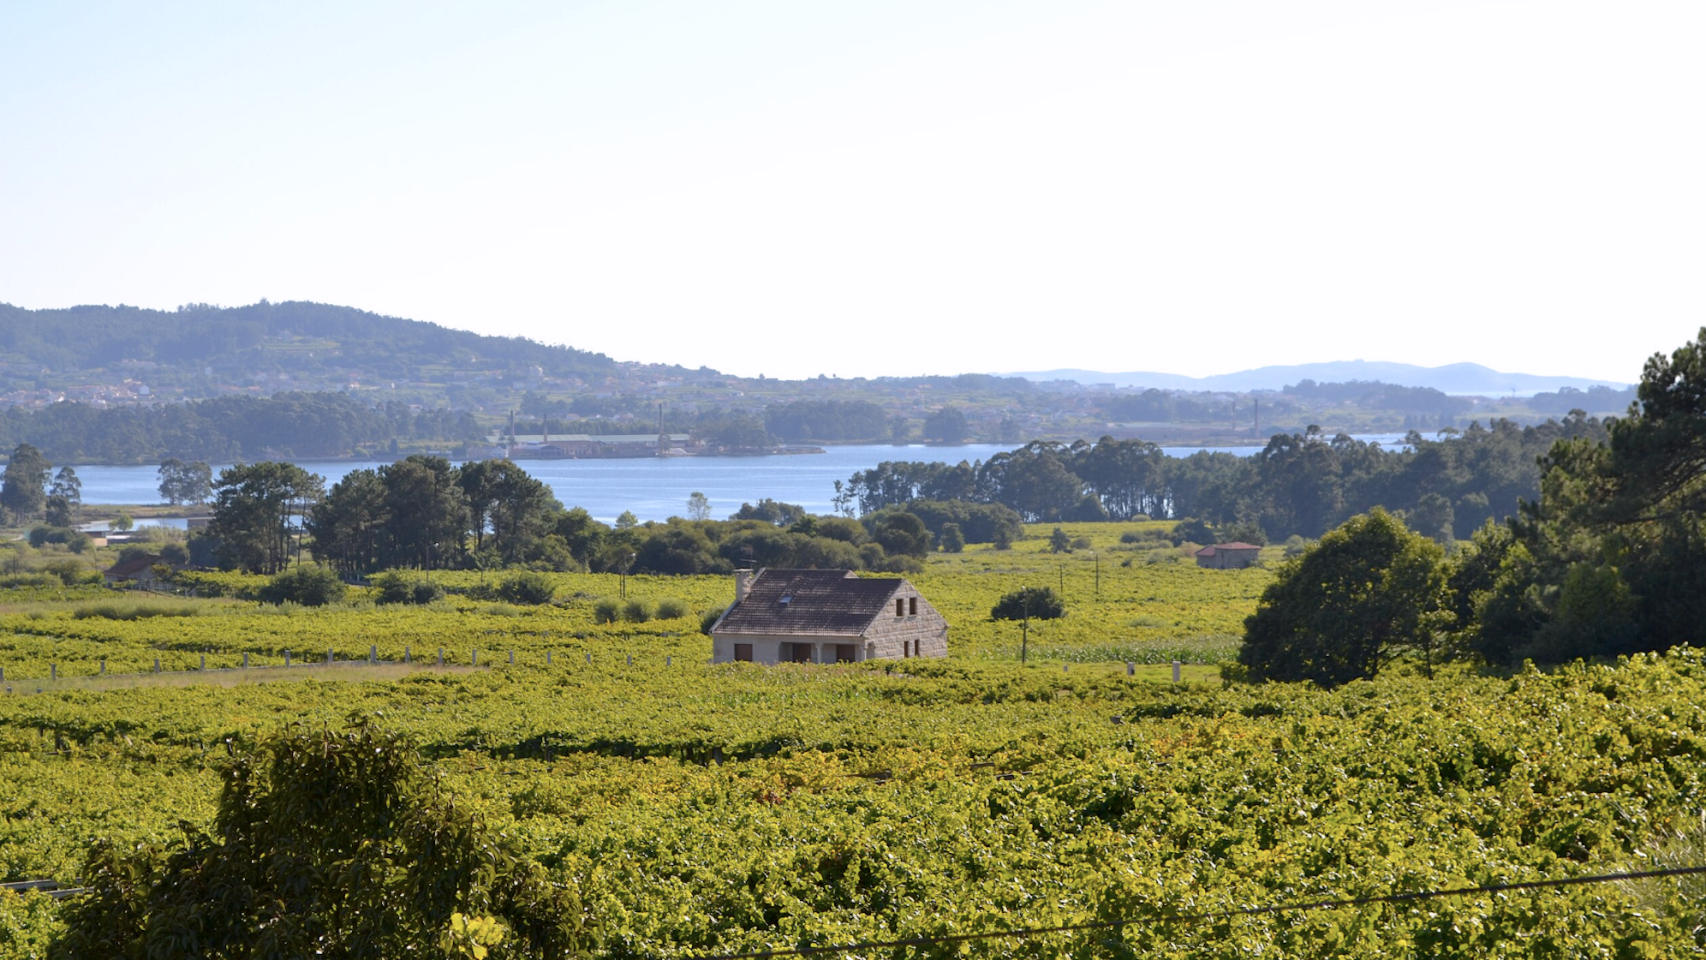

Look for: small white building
[709,569,948,664]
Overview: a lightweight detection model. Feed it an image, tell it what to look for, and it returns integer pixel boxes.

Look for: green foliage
[1169,517,1215,545]
[938,522,965,553]
[156,458,213,506]
[654,598,689,620]
[990,585,1065,621]
[206,462,324,574]
[593,598,620,623]
[27,526,89,552]
[621,599,652,623]
[51,717,587,959]
[1048,526,1072,553]
[497,571,556,606]
[373,571,442,605]
[1240,508,1448,686]
[1,442,51,522]
[260,565,348,607]
[699,607,725,634]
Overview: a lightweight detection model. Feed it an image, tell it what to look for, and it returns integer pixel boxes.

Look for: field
[2,525,1703,957]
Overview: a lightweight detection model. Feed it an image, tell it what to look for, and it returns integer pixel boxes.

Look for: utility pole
[1021,592,1029,665]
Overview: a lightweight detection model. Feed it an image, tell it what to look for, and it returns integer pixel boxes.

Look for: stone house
[102,554,166,588]
[1194,542,1263,569]
[709,568,948,664]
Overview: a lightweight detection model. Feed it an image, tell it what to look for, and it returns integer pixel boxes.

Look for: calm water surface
[70,437,1410,523]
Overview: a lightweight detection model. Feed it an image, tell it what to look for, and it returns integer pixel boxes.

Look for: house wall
[709,584,950,663]
[1198,548,1259,569]
[859,584,950,659]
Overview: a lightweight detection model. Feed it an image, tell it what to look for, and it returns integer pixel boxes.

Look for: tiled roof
[103,554,162,579]
[1213,542,1263,550]
[713,569,905,638]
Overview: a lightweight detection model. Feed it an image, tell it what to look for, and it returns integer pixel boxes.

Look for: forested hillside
[0,392,480,462]
[0,301,614,382]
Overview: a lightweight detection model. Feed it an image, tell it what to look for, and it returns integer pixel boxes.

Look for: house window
[903,640,911,657]
[734,643,753,662]
[896,598,905,617]
[909,597,917,615]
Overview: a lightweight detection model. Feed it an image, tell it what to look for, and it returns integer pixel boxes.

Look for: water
[65,436,1414,523]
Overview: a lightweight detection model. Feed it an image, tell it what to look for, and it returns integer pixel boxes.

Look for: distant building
[1195,542,1263,569]
[102,554,166,588]
[709,569,948,665]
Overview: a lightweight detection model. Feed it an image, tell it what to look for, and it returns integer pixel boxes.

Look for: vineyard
[2,526,1704,956]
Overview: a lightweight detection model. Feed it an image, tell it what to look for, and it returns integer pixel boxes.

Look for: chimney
[735,569,753,604]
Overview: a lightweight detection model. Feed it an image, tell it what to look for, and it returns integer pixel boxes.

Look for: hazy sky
[2,1,1701,382]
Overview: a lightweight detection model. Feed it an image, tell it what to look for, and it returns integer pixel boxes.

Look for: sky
[2,0,1702,383]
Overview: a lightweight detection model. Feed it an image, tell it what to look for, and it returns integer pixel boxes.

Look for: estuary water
[67,436,1409,524]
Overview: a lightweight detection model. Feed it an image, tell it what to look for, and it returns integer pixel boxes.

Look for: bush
[622,599,652,623]
[593,599,620,623]
[939,523,965,553]
[497,572,556,605]
[40,558,90,586]
[29,526,89,552]
[1170,518,1216,546]
[700,607,726,635]
[261,565,347,607]
[375,573,445,605]
[372,572,412,604]
[990,586,1065,621]
[655,598,689,619]
[1070,536,1093,551]
[1048,527,1072,553]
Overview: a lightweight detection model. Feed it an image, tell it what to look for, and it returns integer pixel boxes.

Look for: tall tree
[306,469,391,576]
[379,456,467,570]
[1240,509,1449,686]
[158,458,214,505]
[459,459,558,565]
[205,462,324,573]
[49,466,81,516]
[0,442,51,522]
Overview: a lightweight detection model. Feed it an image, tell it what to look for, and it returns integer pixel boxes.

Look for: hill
[1007,360,1628,396]
[0,300,616,387]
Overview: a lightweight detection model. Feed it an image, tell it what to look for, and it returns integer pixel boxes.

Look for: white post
[508,650,514,665]
[585,652,591,664]
[437,647,444,666]
[200,655,206,671]
[369,645,377,664]
[404,645,410,664]
[1126,661,1135,676]
[1171,660,1181,683]
[472,649,478,667]
[100,659,106,675]
[546,651,552,666]
[243,652,249,669]
[50,664,56,681]
[283,650,291,667]
[327,648,334,666]
[627,653,633,666]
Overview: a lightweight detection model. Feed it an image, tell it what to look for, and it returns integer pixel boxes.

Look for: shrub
[1170,517,1216,546]
[700,607,725,635]
[621,599,652,623]
[1119,530,1144,544]
[1070,536,1092,551]
[497,572,556,605]
[372,572,412,604]
[990,586,1065,621]
[655,598,689,619]
[939,523,965,553]
[40,558,90,586]
[1048,527,1072,553]
[593,599,620,623]
[411,581,443,605]
[261,566,347,607]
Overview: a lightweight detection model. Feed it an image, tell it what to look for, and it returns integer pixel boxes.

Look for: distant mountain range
[1005,361,1629,396]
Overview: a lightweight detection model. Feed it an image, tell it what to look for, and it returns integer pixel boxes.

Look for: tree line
[0,391,481,462]
[843,416,1605,542]
[195,459,952,580]
[1239,328,1706,684]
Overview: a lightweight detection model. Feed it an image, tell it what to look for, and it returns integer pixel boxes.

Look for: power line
[692,864,1706,960]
